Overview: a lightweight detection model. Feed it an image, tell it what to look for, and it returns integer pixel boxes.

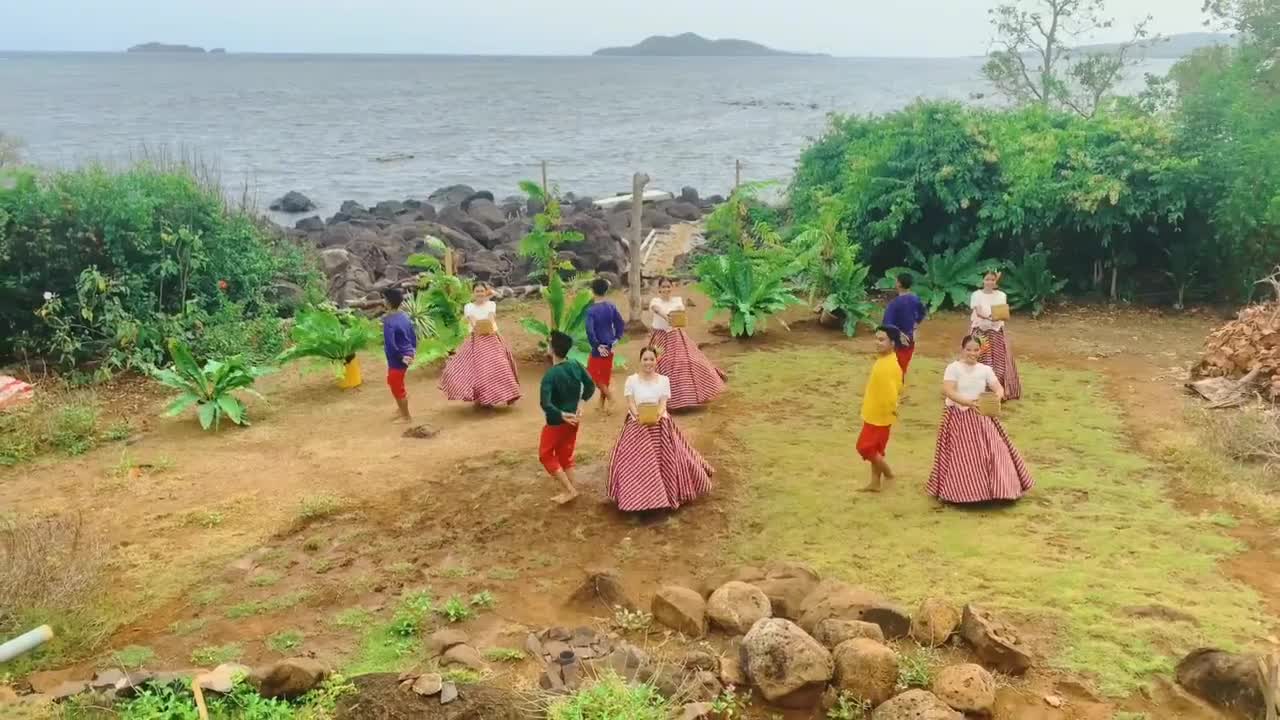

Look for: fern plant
[820,252,879,337]
[152,339,272,431]
[876,240,999,313]
[696,248,800,338]
[1001,247,1067,317]
[277,307,378,366]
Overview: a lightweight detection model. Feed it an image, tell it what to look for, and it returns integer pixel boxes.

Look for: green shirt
[540,360,596,425]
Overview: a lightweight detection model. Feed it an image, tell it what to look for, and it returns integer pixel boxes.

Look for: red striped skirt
[926,406,1033,504]
[438,334,522,406]
[975,328,1022,400]
[649,329,727,410]
[607,416,713,512]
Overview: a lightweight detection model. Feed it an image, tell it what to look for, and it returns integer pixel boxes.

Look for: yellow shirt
[861,353,903,426]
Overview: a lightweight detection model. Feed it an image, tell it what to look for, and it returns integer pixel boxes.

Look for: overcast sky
[2,0,1209,57]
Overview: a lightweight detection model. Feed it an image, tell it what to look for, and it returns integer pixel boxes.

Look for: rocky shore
[272,185,722,306]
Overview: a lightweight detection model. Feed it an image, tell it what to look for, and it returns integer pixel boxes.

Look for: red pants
[857,422,892,461]
[540,423,579,473]
[587,354,613,392]
[895,345,915,375]
[387,368,407,400]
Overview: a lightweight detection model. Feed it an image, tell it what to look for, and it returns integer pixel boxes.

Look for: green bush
[0,163,316,374]
[696,247,800,338]
[1002,247,1068,317]
[152,340,273,431]
[277,307,378,367]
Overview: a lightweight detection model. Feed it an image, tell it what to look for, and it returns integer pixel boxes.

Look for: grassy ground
[724,346,1268,695]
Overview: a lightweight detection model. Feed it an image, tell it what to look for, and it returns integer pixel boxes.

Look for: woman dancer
[648,278,726,409]
[606,347,714,512]
[926,335,1034,504]
[969,270,1022,400]
[439,282,521,408]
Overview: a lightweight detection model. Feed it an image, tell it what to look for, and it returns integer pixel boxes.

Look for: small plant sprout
[438,595,473,623]
[611,606,653,633]
[710,685,750,718]
[266,630,304,653]
[469,590,496,609]
[897,648,937,690]
[190,643,243,666]
[112,645,155,669]
[827,691,871,720]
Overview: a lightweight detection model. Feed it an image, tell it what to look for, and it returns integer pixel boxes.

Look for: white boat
[593,190,674,209]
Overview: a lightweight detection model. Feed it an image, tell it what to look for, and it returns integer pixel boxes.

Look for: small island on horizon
[593,32,825,57]
[127,42,210,54]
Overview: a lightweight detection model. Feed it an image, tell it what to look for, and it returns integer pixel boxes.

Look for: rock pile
[278,184,720,306]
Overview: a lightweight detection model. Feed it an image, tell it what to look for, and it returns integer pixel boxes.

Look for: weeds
[331,607,374,630]
[194,586,227,606]
[0,391,103,465]
[897,648,937,690]
[547,672,669,720]
[435,565,474,579]
[297,494,343,523]
[191,643,243,666]
[483,648,524,663]
[185,509,226,529]
[441,667,484,685]
[170,617,209,636]
[103,421,133,442]
[487,567,519,581]
[226,590,312,619]
[250,571,284,588]
[612,606,653,633]
[112,645,155,669]
[267,630,304,653]
[469,590,496,609]
[386,561,416,577]
[389,589,435,637]
[710,686,750,719]
[437,595,473,624]
[302,538,323,552]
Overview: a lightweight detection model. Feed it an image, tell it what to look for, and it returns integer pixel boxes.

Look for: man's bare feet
[552,491,579,505]
[859,484,882,493]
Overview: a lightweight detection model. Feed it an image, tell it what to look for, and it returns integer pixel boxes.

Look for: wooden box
[990,304,1011,322]
[668,309,688,328]
[637,403,661,426]
[977,392,1002,418]
[474,318,496,336]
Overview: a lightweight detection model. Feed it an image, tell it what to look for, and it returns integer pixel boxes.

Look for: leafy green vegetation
[276,307,377,368]
[724,346,1266,694]
[547,672,670,720]
[267,630,305,653]
[436,595,473,623]
[1001,247,1067,317]
[696,248,799,338]
[0,389,109,465]
[483,647,524,662]
[516,181,584,282]
[404,260,472,367]
[874,240,997,313]
[468,590,496,609]
[96,674,355,720]
[191,643,243,666]
[152,339,273,430]
[112,645,155,669]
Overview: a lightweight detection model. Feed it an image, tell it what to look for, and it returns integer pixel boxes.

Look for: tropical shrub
[1000,247,1067,317]
[520,273,623,366]
[791,193,855,305]
[821,252,879,337]
[151,340,272,431]
[0,163,315,372]
[876,240,999,313]
[404,252,473,367]
[517,181,583,282]
[696,248,800,338]
[277,307,378,367]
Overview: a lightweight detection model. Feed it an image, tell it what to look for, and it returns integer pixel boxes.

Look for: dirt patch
[337,674,531,720]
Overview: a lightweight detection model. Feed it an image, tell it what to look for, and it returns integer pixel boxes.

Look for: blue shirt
[883,293,927,343]
[584,301,626,358]
[383,311,417,369]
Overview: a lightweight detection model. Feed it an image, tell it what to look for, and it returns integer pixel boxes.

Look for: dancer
[648,277,726,409]
[882,272,927,375]
[969,270,1022,400]
[382,288,417,423]
[539,331,596,505]
[439,282,521,408]
[607,346,713,512]
[926,335,1034,504]
[857,326,905,493]
[584,277,626,413]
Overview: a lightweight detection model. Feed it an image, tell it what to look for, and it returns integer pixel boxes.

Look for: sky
[2,0,1211,57]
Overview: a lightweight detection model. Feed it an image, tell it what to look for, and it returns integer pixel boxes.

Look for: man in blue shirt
[882,272,927,375]
[382,288,417,422]
[584,277,626,413]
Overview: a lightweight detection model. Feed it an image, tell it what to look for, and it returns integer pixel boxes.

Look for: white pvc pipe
[0,625,54,663]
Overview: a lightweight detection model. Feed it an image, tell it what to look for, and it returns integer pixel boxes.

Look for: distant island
[594,33,824,57]
[127,42,208,54]
[1075,31,1233,59]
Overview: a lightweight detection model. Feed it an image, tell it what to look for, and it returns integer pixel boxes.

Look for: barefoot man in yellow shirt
[858,325,905,492]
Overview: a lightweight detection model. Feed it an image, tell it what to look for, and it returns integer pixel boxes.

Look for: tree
[1202,0,1280,48]
[0,132,21,169]
[983,0,1154,118]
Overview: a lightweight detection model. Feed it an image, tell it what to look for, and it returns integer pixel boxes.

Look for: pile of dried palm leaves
[1191,269,1280,406]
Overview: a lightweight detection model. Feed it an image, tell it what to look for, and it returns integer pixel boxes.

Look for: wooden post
[628,172,650,331]
[444,248,455,276]
[735,159,742,192]
[541,161,548,197]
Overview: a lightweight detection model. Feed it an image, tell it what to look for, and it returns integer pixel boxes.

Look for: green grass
[266,630,304,653]
[190,643,243,666]
[434,565,475,579]
[193,586,227,606]
[547,672,669,720]
[332,607,375,630]
[226,590,312,619]
[343,620,425,675]
[437,595,473,623]
[112,645,155,669]
[441,667,485,685]
[469,590,496,609]
[724,347,1268,695]
[486,567,519,581]
[483,648,525,663]
[249,571,284,588]
[184,509,226,528]
[170,618,209,636]
[297,494,343,522]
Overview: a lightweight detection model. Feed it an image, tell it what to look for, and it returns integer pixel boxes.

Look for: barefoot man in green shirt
[539,331,596,505]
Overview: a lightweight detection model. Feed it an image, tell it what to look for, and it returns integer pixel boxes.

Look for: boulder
[428,184,475,208]
[270,191,316,213]
[492,218,532,248]
[319,247,353,275]
[460,190,495,210]
[419,221,486,254]
[797,581,890,634]
[460,250,512,284]
[568,569,636,612]
[249,658,329,700]
[197,663,251,694]
[683,650,719,673]
[752,562,821,620]
[1175,648,1265,718]
[677,702,714,720]
[679,670,724,703]
[372,200,406,218]
[871,689,963,720]
[813,619,885,650]
[441,644,487,672]
[720,650,747,686]
[741,618,832,708]
[912,598,961,647]
[680,186,700,205]
[564,214,627,276]
[932,663,995,715]
[410,672,443,696]
[437,206,496,248]
[466,199,507,230]
[652,586,707,637]
[665,201,702,222]
[339,200,367,216]
[832,639,898,707]
[295,215,325,232]
[708,581,772,634]
[862,604,912,640]
[641,207,674,230]
[427,628,470,655]
[705,194,726,206]
[959,604,1032,675]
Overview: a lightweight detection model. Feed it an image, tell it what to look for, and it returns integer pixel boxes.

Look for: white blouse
[624,373,672,406]
[944,361,998,409]
[649,296,685,331]
[464,301,497,330]
[969,289,1007,331]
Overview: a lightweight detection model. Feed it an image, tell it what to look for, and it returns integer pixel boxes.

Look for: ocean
[0,52,1176,220]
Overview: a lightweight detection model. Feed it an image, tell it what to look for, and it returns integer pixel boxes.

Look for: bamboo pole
[735,159,742,192]
[541,161,548,197]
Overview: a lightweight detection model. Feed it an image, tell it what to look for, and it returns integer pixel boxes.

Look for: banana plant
[152,339,272,430]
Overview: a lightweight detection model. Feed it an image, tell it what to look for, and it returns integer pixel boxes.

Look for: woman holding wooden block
[439,282,522,408]
[606,346,713,512]
[969,270,1022,400]
[648,277,727,409]
[926,335,1033,504]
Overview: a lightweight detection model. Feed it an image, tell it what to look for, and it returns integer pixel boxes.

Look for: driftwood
[1187,368,1263,408]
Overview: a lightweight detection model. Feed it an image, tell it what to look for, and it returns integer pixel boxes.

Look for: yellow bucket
[338,357,362,389]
